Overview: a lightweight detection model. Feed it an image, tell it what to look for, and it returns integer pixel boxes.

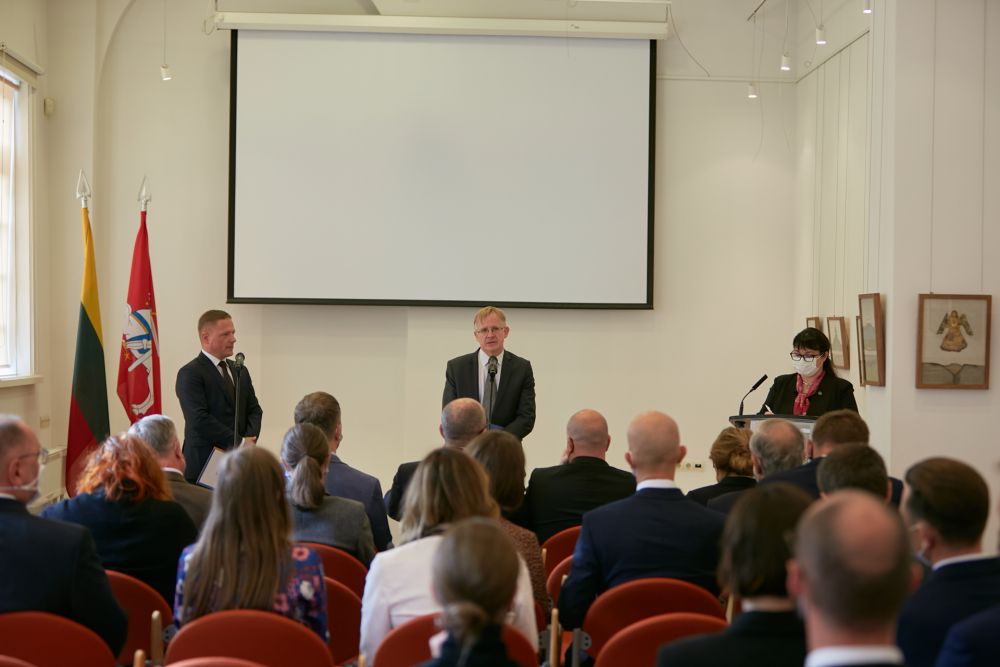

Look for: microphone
[233,352,245,448]
[487,356,498,378]
[738,374,768,416]
[233,352,245,369]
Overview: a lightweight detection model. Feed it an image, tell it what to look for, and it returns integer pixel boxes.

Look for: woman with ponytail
[419,518,523,667]
[281,423,375,566]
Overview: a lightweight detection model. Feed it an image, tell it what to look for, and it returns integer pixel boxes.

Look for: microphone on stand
[233,352,245,448]
[738,374,768,416]
[486,356,498,427]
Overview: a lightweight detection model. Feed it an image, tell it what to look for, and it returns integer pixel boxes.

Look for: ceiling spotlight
[748,83,759,99]
[160,64,172,81]
[780,53,792,71]
[815,25,827,45]
[863,0,873,14]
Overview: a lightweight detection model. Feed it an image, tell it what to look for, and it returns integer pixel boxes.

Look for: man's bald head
[441,398,487,448]
[626,411,684,477]
[565,409,611,458]
[750,419,804,479]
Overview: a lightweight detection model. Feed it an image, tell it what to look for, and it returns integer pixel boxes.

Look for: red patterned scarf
[794,370,825,416]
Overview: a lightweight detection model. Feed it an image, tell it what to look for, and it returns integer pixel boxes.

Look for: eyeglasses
[789,352,822,362]
[475,326,505,335]
[18,448,50,466]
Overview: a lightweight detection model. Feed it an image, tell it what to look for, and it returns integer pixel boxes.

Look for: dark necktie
[219,360,235,398]
[482,357,497,423]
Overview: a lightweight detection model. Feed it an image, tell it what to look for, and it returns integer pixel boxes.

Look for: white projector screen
[229,30,654,308]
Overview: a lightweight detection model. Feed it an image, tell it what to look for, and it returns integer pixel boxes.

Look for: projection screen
[229,29,655,308]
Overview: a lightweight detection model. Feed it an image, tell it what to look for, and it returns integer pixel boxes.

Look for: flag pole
[76,169,91,209]
[137,175,150,212]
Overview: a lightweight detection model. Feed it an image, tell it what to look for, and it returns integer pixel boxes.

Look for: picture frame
[855,315,865,385]
[826,316,850,370]
[806,316,823,332]
[858,293,886,387]
[917,294,992,389]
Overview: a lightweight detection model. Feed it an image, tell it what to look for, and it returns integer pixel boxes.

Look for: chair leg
[150,610,163,666]
[133,649,145,667]
[571,628,581,667]
[548,608,560,667]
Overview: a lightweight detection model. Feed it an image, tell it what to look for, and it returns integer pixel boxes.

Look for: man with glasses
[0,415,126,654]
[443,306,535,440]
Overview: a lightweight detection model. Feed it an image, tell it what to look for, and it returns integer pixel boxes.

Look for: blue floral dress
[173,544,329,642]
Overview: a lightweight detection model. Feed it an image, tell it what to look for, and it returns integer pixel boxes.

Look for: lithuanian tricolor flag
[66,203,110,495]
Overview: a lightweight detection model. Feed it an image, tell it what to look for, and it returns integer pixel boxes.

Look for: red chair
[593,612,727,667]
[106,569,174,665]
[165,610,334,667]
[371,613,538,667]
[0,611,116,666]
[577,578,725,662]
[299,542,368,599]
[168,659,269,667]
[0,657,38,667]
[324,576,361,665]
[541,526,581,578]
[545,555,573,606]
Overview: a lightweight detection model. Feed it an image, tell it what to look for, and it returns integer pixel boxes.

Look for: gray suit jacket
[165,470,213,530]
[290,495,376,567]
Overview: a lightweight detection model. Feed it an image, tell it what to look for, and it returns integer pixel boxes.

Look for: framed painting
[806,316,823,332]
[917,294,991,389]
[858,293,886,387]
[855,315,865,385]
[826,316,850,370]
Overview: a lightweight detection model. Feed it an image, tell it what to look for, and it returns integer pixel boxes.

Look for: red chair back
[0,657,38,667]
[0,611,116,667]
[324,576,361,665]
[581,578,725,660]
[545,555,572,606]
[168,659,269,667]
[371,613,538,667]
[106,569,174,665]
[165,610,334,667]
[541,526,581,578]
[593,612,727,667]
[299,542,368,599]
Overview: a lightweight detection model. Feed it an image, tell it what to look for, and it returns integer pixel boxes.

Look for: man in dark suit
[788,490,912,667]
[294,390,392,551]
[935,602,1000,667]
[0,415,126,654]
[129,413,212,530]
[708,418,803,515]
[384,398,486,521]
[558,411,724,631]
[897,458,1000,667]
[443,306,535,439]
[518,409,635,545]
[816,442,892,501]
[176,309,263,482]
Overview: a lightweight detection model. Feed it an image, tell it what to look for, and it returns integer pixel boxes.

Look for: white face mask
[792,357,822,378]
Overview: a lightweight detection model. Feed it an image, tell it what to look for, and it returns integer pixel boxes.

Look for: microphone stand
[232,362,243,449]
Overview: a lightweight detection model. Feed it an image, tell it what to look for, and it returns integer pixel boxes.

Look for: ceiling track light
[815,25,827,45]
[780,53,792,71]
[863,0,873,14]
[748,82,759,99]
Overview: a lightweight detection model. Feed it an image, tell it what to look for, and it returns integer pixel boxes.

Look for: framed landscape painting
[858,293,886,387]
[916,294,991,389]
[806,316,823,332]
[826,316,850,370]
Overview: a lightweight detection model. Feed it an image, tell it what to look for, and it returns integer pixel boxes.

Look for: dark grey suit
[443,349,535,439]
[164,469,213,530]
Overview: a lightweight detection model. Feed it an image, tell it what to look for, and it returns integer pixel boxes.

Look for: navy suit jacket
[686,475,756,506]
[707,487,754,515]
[325,454,392,551]
[384,460,419,522]
[557,487,725,629]
[655,610,806,667]
[762,456,904,505]
[443,349,535,439]
[898,557,1000,667]
[935,602,1000,667]
[0,498,127,654]
[176,352,263,482]
[760,372,858,416]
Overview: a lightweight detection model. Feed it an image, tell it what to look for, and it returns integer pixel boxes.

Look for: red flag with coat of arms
[117,210,160,422]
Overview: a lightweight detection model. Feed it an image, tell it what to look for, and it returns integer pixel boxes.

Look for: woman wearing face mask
[759,327,858,417]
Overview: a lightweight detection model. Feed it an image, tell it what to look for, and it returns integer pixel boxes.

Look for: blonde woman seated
[173,447,329,642]
[686,426,755,506]
[281,423,375,566]
[359,448,537,662]
[419,518,524,667]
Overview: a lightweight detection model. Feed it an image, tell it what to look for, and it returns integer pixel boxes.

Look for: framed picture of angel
[917,294,991,389]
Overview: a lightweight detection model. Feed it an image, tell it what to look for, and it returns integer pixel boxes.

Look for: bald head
[626,411,684,478]
[750,419,804,479]
[565,409,611,460]
[441,398,487,448]
[0,415,41,503]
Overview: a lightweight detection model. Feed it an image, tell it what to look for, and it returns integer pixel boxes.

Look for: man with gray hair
[129,414,212,530]
[709,419,804,514]
[384,398,487,520]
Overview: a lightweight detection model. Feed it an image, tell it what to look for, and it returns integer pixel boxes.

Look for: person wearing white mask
[759,327,858,417]
[0,414,127,654]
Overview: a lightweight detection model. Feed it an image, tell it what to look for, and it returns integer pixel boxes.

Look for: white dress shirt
[805,645,904,667]
[477,349,505,402]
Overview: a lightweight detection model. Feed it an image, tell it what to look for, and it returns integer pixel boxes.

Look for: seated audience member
[656,483,812,667]
[935,602,1000,667]
[384,398,486,521]
[897,458,1000,667]
[517,409,635,544]
[686,426,755,506]
[419,518,524,667]
[558,411,725,630]
[816,442,891,501]
[294,391,392,551]
[0,415,127,654]
[764,409,903,504]
[42,433,197,604]
[174,447,328,641]
[466,431,548,613]
[788,490,913,667]
[129,414,212,530]
[360,448,536,662]
[709,419,803,514]
[280,423,375,566]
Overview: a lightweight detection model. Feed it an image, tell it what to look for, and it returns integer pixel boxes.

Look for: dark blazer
[557,487,725,629]
[762,457,904,505]
[176,352,263,482]
[707,489,748,515]
[325,454,392,551]
[935,602,1000,667]
[417,625,520,667]
[0,498,127,654]
[519,456,636,545]
[384,460,419,522]
[898,557,1000,667]
[42,491,198,605]
[656,610,806,667]
[164,469,212,530]
[687,475,756,506]
[760,372,858,416]
[443,349,535,439]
